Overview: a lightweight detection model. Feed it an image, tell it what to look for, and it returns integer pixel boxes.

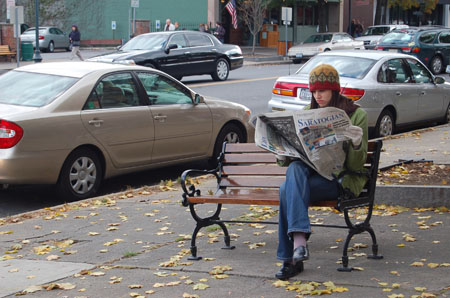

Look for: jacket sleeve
[345,108,368,172]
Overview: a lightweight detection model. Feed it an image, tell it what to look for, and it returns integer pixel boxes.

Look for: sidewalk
[0,125,449,297]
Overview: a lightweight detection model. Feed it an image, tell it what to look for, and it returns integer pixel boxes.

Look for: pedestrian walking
[174,21,180,30]
[354,19,364,37]
[164,19,175,31]
[69,25,83,61]
[275,64,368,280]
[214,22,225,43]
[347,19,355,37]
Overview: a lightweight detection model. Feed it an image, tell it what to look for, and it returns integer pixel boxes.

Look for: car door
[331,34,344,50]
[376,58,416,124]
[157,33,190,77]
[341,33,356,49]
[405,57,444,121]
[135,72,213,163]
[80,72,155,168]
[184,33,217,74]
[54,28,67,48]
[437,30,450,69]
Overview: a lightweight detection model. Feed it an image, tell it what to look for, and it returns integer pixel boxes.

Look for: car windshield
[379,31,415,44]
[0,71,78,107]
[304,34,333,43]
[120,34,168,51]
[362,26,389,36]
[296,55,376,79]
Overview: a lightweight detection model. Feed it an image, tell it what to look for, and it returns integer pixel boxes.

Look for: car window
[304,34,332,43]
[297,55,376,79]
[342,34,352,41]
[49,28,57,34]
[136,72,193,105]
[438,31,450,44]
[380,31,415,44]
[55,28,64,35]
[0,71,77,107]
[168,34,187,48]
[85,73,140,109]
[406,58,433,84]
[185,34,213,47]
[419,32,437,44]
[377,59,410,83]
[121,34,167,50]
[333,34,342,41]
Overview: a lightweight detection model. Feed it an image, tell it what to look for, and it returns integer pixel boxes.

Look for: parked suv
[355,24,408,49]
[375,27,450,74]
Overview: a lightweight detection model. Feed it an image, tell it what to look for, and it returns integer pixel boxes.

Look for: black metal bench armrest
[180,168,220,207]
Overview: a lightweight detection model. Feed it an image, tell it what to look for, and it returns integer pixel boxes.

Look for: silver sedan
[268,50,450,137]
[0,62,253,201]
[20,27,70,53]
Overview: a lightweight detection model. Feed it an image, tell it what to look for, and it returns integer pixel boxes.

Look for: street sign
[281,7,292,22]
[10,6,24,24]
[131,0,139,8]
[6,0,15,20]
[112,21,116,30]
[156,20,160,30]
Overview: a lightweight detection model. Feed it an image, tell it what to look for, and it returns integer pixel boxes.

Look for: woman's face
[313,90,333,108]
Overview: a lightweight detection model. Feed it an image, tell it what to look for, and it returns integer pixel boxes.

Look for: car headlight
[114,59,136,65]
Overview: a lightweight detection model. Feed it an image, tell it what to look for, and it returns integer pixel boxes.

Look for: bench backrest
[0,45,14,53]
[218,141,383,210]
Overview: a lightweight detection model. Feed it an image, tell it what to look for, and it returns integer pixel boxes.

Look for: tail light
[39,35,44,40]
[375,46,384,50]
[341,87,365,101]
[272,82,307,97]
[411,47,420,53]
[0,120,23,149]
[401,47,411,53]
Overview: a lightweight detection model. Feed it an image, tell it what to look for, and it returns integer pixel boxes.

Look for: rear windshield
[362,26,390,36]
[0,71,78,107]
[379,31,415,44]
[304,34,333,43]
[296,55,376,79]
[121,34,168,51]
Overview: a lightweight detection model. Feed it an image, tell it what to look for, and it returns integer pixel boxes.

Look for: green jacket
[278,106,368,196]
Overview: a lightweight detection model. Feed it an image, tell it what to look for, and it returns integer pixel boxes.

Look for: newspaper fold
[253,107,353,180]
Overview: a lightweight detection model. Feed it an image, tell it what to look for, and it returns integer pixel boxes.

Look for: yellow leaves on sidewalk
[272,279,348,295]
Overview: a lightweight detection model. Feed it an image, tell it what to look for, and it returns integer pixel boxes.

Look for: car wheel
[210,123,245,167]
[211,58,229,81]
[48,41,55,53]
[375,110,395,138]
[440,103,450,124]
[430,56,443,75]
[324,48,331,52]
[56,148,103,201]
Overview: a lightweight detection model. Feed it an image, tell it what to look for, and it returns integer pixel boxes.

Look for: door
[81,72,155,168]
[135,72,213,163]
[437,30,450,69]
[157,33,189,77]
[184,33,217,74]
[377,58,416,124]
[54,28,67,48]
[405,58,444,121]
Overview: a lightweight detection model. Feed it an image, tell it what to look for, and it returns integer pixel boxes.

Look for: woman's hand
[343,125,363,149]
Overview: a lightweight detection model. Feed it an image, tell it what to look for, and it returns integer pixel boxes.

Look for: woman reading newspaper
[275,64,368,280]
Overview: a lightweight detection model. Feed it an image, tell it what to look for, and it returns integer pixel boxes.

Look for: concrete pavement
[0,124,449,297]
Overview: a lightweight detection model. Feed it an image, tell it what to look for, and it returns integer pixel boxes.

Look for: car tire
[56,148,103,201]
[292,59,302,64]
[439,103,450,124]
[324,48,331,52]
[210,123,245,167]
[430,56,443,75]
[48,41,55,53]
[211,58,229,81]
[375,109,395,138]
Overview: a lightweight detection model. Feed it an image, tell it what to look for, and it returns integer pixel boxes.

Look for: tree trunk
[252,31,257,55]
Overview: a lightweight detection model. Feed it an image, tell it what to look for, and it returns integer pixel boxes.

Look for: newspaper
[253,107,352,180]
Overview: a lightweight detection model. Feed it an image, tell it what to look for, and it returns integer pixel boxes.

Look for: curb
[375,184,450,208]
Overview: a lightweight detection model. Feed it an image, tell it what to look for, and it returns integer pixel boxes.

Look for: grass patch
[123,252,138,258]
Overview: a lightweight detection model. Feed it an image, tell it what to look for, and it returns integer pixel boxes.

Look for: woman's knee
[286,161,310,178]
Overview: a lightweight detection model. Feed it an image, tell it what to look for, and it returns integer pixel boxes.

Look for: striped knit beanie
[309,64,340,92]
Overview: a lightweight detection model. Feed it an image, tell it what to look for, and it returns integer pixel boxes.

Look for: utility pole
[33,0,42,62]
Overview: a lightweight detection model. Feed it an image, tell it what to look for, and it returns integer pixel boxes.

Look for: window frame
[185,33,214,48]
[377,58,412,84]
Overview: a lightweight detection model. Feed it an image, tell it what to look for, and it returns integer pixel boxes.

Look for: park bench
[181,140,383,272]
[0,45,16,62]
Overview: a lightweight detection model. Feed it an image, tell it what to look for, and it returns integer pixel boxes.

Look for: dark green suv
[375,27,450,74]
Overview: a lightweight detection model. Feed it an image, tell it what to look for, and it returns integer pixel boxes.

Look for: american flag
[226,0,238,30]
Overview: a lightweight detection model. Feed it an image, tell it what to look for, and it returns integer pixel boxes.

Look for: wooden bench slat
[220,176,285,188]
[224,153,277,164]
[225,143,266,153]
[222,165,287,176]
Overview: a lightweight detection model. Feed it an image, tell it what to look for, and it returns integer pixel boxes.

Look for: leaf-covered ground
[378,162,450,186]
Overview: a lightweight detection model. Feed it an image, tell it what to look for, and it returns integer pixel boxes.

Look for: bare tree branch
[238,0,270,55]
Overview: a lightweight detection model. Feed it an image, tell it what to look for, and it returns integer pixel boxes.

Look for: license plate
[296,53,303,58]
[272,107,285,111]
[298,88,312,101]
[388,49,398,52]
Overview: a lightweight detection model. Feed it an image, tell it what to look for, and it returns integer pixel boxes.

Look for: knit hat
[309,64,340,92]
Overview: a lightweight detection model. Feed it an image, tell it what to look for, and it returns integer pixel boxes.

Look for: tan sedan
[0,62,253,200]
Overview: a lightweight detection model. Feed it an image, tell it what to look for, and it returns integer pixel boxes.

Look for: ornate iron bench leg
[217,222,236,250]
[188,225,203,260]
[337,228,356,272]
[366,225,383,260]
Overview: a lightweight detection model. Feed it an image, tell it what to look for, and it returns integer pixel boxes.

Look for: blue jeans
[277,161,340,261]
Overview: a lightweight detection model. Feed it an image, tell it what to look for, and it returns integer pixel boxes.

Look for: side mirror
[331,40,337,44]
[165,44,178,54]
[194,94,203,104]
[116,45,122,51]
[434,76,445,84]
